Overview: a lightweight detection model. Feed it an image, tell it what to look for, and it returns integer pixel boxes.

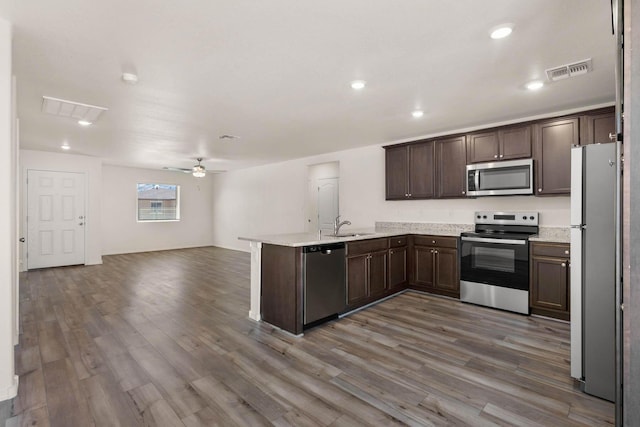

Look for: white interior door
[27,170,86,269]
[318,178,339,233]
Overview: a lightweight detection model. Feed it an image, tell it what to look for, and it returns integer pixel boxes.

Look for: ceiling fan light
[192,165,206,177]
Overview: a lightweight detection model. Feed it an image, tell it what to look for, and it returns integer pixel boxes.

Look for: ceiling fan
[163,158,225,177]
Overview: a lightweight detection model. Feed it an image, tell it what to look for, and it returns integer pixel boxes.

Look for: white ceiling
[0,0,616,172]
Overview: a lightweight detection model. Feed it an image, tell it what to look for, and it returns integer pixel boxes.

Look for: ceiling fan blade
[163,167,192,173]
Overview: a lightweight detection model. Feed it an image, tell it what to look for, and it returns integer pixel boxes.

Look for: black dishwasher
[303,243,346,327]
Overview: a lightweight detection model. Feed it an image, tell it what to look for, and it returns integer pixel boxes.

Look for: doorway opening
[306,161,340,234]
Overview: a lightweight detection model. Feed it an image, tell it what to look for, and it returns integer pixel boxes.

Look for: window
[137,183,180,221]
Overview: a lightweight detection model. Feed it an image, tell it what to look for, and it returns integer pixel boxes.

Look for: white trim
[249,241,262,321]
[0,375,18,402]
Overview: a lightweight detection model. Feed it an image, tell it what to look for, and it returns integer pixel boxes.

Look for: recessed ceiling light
[526,81,544,91]
[61,143,70,150]
[490,24,513,39]
[78,120,92,126]
[122,72,138,84]
[351,80,366,90]
[412,110,424,118]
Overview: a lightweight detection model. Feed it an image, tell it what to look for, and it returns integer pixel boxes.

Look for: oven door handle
[460,236,527,245]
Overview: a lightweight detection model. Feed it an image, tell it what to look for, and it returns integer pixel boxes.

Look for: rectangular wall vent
[41,96,108,122]
[545,58,593,82]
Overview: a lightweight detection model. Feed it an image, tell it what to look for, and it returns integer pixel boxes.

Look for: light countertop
[239,222,571,246]
[238,223,472,247]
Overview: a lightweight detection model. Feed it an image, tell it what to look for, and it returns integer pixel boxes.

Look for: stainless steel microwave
[466,159,534,196]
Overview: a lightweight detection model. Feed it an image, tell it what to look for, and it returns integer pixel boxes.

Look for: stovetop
[464,211,540,240]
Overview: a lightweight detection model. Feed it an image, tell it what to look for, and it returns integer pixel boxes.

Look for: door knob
[19,237,25,243]
[561,262,566,267]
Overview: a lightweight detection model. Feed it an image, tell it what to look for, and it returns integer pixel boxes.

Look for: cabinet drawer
[531,242,570,258]
[347,238,389,256]
[389,236,408,248]
[413,235,458,249]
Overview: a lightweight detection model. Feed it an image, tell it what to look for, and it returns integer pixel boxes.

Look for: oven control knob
[483,215,487,219]
[477,215,481,219]
[529,216,534,220]
[522,216,527,220]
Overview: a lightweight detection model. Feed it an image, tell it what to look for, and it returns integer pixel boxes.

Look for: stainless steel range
[459,211,539,314]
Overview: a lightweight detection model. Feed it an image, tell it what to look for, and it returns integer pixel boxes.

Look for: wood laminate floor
[7,246,613,426]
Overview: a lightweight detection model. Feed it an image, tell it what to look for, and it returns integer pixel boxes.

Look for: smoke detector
[545,58,593,82]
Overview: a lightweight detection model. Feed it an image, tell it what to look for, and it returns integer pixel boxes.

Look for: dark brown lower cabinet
[530,242,570,321]
[388,235,408,290]
[261,244,303,335]
[388,246,408,289]
[346,238,389,309]
[410,236,459,298]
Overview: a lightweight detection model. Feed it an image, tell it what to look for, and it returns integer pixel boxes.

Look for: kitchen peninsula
[240,221,569,335]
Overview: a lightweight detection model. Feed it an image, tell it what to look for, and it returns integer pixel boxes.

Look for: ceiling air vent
[545,58,593,82]
[41,96,108,122]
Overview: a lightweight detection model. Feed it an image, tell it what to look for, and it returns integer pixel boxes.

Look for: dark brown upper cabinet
[467,125,532,164]
[581,108,615,145]
[534,117,579,196]
[384,140,434,200]
[435,136,467,198]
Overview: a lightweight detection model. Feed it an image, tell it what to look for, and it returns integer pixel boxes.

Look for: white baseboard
[0,375,18,402]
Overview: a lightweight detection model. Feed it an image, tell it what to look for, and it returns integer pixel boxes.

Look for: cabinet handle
[609,132,617,142]
[390,250,394,254]
[538,188,542,192]
[499,154,504,158]
[564,250,569,255]
[434,250,438,254]
[561,262,566,267]
[462,191,465,194]
[405,193,408,197]
[432,240,436,244]
[408,193,412,197]
[494,154,498,159]
[430,249,434,253]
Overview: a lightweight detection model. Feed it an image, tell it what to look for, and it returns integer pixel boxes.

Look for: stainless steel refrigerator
[570,143,616,402]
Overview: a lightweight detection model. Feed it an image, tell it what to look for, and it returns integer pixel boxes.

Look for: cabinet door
[582,111,615,145]
[467,131,499,163]
[530,256,569,312]
[534,118,579,195]
[388,246,407,289]
[347,254,368,305]
[434,248,459,294]
[499,125,532,160]
[413,246,435,287]
[368,251,388,297]
[385,146,408,200]
[436,136,467,198]
[408,141,435,199]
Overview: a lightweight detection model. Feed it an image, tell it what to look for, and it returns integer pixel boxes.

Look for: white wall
[213,143,570,253]
[102,165,214,255]
[0,16,17,401]
[20,149,104,267]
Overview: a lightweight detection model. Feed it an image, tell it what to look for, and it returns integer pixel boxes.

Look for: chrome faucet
[334,215,351,236]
